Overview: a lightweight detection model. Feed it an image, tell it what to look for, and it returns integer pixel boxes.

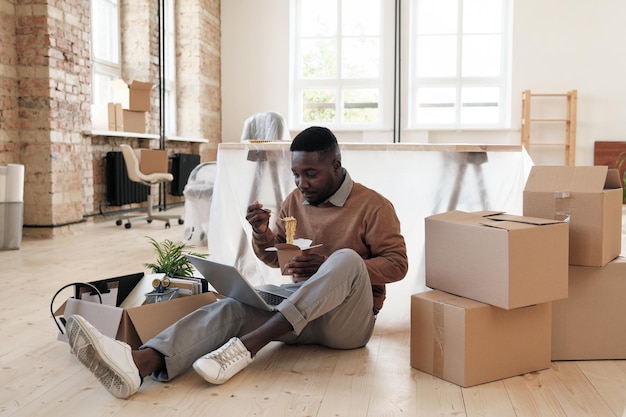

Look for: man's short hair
[290,126,340,159]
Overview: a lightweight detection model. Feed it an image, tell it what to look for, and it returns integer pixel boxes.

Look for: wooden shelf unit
[521,90,578,165]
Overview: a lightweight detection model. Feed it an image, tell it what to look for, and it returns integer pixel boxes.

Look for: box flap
[486,213,564,226]
[129,80,154,91]
[125,292,217,344]
[524,166,609,193]
[605,168,623,189]
[59,298,123,342]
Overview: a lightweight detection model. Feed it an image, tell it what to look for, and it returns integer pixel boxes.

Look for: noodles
[283,216,297,244]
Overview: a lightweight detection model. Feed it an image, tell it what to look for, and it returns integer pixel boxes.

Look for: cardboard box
[107,103,117,131]
[269,242,323,275]
[139,149,169,174]
[425,210,569,309]
[114,103,123,131]
[111,79,153,112]
[410,290,552,387]
[121,110,146,133]
[56,287,217,350]
[552,257,626,360]
[523,165,622,267]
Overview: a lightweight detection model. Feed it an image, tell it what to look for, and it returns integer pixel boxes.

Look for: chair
[115,144,183,229]
[182,161,217,246]
[240,111,290,141]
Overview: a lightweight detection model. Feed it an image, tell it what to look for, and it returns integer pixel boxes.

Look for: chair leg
[115,188,183,229]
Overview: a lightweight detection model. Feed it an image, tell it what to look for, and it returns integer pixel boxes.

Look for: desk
[208,142,533,295]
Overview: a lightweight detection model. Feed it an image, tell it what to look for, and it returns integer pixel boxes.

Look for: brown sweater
[251,171,408,311]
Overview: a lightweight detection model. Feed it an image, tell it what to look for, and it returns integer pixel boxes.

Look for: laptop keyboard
[256,290,286,306]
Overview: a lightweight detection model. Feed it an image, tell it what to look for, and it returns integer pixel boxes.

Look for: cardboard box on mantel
[111,79,153,112]
[552,256,626,360]
[410,290,552,388]
[425,210,569,310]
[523,165,622,267]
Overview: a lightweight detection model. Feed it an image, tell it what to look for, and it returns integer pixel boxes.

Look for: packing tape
[433,301,445,378]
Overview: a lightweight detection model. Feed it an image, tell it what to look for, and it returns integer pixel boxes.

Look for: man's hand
[246,201,271,233]
[285,253,327,283]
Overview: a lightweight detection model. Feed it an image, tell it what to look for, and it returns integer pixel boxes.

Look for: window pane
[417,0,458,34]
[416,35,457,77]
[343,88,379,123]
[301,0,336,37]
[302,89,336,123]
[93,71,116,106]
[462,34,501,77]
[301,39,337,79]
[342,38,379,78]
[416,87,456,124]
[92,0,119,63]
[463,0,502,33]
[461,87,500,124]
[342,0,380,36]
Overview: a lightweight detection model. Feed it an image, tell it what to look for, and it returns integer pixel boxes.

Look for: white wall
[222,0,626,166]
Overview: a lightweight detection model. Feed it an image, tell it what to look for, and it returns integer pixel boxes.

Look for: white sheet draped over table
[208,142,533,299]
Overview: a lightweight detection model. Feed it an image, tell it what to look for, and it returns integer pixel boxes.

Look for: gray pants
[143,248,375,381]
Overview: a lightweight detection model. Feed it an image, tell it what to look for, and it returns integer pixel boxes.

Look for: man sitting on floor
[66,126,408,399]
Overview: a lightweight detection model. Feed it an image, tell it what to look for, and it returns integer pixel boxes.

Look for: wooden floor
[1,206,625,417]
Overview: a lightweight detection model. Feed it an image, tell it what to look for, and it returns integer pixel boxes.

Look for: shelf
[83,130,210,143]
[521,90,577,166]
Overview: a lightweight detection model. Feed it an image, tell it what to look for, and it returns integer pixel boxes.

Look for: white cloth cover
[208,143,534,302]
[240,112,290,141]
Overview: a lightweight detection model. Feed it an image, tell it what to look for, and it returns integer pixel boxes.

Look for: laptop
[186,254,295,312]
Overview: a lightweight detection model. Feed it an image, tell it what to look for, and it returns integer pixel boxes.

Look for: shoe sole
[67,315,136,399]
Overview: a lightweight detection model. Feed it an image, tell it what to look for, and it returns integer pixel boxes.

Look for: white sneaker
[66,315,141,399]
[193,337,253,384]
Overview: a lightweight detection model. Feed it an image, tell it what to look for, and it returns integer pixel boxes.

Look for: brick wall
[0,0,221,238]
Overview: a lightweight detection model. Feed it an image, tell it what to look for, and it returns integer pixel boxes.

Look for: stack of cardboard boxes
[525,166,625,360]
[107,80,153,133]
[410,165,623,387]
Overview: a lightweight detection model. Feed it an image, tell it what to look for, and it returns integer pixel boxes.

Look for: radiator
[170,153,201,196]
[105,151,149,206]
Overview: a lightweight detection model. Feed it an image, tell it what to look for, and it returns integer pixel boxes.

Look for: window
[291,0,394,129]
[91,0,120,109]
[291,0,511,132]
[163,0,177,135]
[410,0,511,129]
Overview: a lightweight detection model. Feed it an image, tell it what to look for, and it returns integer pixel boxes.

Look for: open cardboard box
[267,239,323,275]
[425,210,569,309]
[111,79,153,112]
[523,165,622,266]
[54,273,217,349]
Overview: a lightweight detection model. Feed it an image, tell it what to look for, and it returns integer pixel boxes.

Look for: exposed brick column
[0,0,19,165]
[16,1,90,236]
[177,0,221,161]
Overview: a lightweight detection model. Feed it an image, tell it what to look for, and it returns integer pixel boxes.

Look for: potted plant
[143,237,207,303]
[144,236,206,277]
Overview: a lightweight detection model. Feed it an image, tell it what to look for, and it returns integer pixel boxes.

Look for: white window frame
[91,0,121,109]
[290,0,395,131]
[408,0,512,130]
[163,0,177,136]
[290,0,512,132]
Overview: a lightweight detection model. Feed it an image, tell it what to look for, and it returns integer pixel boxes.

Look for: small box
[425,210,569,309]
[114,103,123,131]
[107,102,116,131]
[55,276,218,350]
[552,257,626,360]
[111,79,153,112]
[270,242,323,275]
[139,149,168,174]
[410,290,552,387]
[523,165,622,266]
[121,110,146,133]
